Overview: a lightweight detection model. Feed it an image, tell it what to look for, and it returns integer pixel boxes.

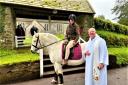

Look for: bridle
[32,34,65,51]
[32,34,42,51]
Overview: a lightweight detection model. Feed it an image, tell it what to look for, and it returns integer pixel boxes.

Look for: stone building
[0,0,95,49]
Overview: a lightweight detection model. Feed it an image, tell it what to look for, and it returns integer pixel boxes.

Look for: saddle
[62,43,82,60]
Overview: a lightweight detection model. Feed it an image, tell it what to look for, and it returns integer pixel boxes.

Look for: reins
[32,34,65,50]
[39,38,65,49]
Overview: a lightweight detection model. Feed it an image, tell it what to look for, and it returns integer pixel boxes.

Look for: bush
[94,18,128,35]
[108,48,128,65]
[97,30,128,47]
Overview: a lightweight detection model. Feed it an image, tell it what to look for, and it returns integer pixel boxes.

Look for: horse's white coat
[31,33,86,74]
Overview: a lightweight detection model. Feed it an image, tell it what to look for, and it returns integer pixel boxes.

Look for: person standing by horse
[62,14,80,65]
[85,28,109,85]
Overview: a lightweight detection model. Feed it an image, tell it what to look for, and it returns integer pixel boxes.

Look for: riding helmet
[68,14,76,21]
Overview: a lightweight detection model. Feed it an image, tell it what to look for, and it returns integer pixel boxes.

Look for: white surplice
[85,34,109,85]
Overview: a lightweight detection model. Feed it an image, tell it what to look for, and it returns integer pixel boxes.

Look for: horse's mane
[38,33,60,41]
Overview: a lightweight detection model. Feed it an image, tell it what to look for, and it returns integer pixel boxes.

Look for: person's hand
[73,42,76,46]
[97,63,104,70]
[85,50,91,56]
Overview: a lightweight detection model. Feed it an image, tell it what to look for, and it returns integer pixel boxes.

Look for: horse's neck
[40,33,60,50]
[42,40,62,54]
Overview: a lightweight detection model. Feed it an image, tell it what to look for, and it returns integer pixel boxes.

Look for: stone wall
[0,61,40,84]
[0,6,16,49]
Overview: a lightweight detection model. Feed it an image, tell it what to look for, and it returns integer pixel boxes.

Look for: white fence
[15,36,30,48]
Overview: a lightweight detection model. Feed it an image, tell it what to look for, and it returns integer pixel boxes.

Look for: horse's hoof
[58,84,63,85]
[51,79,58,84]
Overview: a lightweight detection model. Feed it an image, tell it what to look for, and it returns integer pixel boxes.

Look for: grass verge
[0,47,128,66]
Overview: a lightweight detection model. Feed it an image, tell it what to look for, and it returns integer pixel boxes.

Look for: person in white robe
[85,28,109,85]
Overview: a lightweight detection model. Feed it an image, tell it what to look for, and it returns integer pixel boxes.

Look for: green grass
[0,34,127,66]
[0,47,128,66]
[0,49,39,66]
[108,47,128,64]
[55,34,64,39]
[0,34,64,66]
[23,36,33,45]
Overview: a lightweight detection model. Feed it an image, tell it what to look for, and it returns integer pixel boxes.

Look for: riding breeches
[65,40,75,60]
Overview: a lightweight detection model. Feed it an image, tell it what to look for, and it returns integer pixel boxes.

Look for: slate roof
[0,0,95,13]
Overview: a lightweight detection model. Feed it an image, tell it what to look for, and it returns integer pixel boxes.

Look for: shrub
[94,18,128,35]
[97,30,128,47]
[108,48,128,65]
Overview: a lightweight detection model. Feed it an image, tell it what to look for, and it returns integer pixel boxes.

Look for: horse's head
[31,33,42,53]
[31,33,60,53]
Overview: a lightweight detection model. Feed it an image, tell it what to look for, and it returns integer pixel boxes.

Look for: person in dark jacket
[62,14,80,65]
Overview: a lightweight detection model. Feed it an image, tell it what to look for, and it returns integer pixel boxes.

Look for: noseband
[32,34,42,51]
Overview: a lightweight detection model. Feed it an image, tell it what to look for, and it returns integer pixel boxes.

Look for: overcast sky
[88,0,117,22]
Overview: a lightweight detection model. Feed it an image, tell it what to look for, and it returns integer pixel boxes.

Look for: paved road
[7,66,128,85]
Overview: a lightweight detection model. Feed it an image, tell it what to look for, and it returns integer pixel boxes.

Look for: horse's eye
[34,40,37,42]
[33,39,37,42]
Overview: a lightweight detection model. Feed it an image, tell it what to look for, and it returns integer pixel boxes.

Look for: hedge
[97,30,128,47]
[94,18,128,35]
[108,48,128,65]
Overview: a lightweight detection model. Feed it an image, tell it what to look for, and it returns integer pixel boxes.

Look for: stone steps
[42,55,85,77]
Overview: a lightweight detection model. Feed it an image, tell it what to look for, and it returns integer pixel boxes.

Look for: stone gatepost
[0,6,16,49]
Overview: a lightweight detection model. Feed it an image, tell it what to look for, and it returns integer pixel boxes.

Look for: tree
[112,0,128,25]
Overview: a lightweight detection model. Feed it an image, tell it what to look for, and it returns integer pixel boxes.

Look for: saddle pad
[62,43,82,60]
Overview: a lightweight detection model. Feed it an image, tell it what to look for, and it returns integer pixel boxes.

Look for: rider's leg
[63,40,74,64]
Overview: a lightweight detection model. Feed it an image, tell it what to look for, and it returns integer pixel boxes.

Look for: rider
[62,14,80,65]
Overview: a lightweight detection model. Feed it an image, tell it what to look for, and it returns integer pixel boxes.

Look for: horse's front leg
[51,62,64,85]
[51,72,58,84]
[51,73,64,85]
[58,73,63,85]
